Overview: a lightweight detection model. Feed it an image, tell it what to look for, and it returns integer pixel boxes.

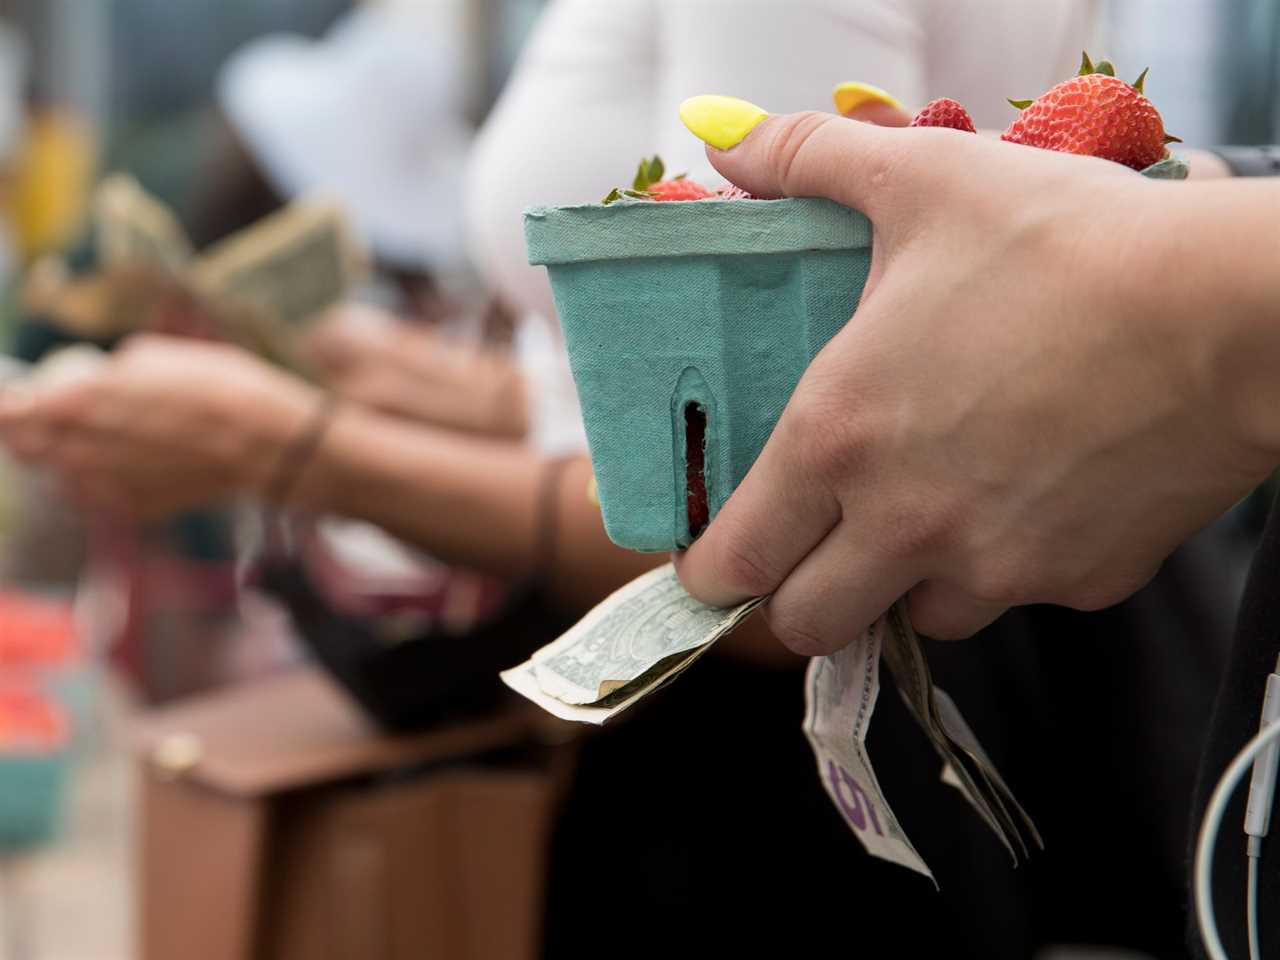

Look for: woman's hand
[305,305,528,438]
[0,334,319,517]
[674,105,1280,654]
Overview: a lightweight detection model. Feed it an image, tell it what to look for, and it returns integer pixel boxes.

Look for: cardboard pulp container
[525,198,871,551]
[526,159,1185,554]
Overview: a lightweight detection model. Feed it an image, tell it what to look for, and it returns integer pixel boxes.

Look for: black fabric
[1190,491,1280,959]
[259,560,571,732]
[543,524,1241,958]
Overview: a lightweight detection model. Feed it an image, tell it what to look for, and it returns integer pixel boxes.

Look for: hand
[305,305,528,438]
[0,334,319,518]
[674,109,1280,653]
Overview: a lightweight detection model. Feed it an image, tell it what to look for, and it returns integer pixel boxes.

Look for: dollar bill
[193,202,360,332]
[803,619,933,880]
[881,602,1041,862]
[501,564,763,722]
[93,174,193,273]
[529,564,762,705]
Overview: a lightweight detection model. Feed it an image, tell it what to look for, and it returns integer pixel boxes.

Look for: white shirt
[466,0,1099,449]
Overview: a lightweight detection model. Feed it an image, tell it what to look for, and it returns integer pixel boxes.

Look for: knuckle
[787,389,866,482]
[768,111,843,195]
[883,502,958,564]
[710,525,781,598]
[764,605,833,657]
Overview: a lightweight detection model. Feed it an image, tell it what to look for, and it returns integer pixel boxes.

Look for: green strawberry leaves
[603,154,691,204]
[602,187,653,205]
[632,155,665,191]
[1012,53,1158,112]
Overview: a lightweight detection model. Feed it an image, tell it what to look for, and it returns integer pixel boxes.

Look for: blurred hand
[305,305,528,438]
[675,110,1279,653]
[0,334,318,518]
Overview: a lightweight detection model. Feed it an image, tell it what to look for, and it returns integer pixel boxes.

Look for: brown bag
[135,667,573,960]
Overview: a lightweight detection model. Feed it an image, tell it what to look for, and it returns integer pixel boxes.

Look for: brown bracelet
[265,392,339,508]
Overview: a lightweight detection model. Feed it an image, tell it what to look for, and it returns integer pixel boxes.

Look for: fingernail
[832,81,905,116]
[679,95,769,151]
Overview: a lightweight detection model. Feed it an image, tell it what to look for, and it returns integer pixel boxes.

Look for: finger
[760,518,919,656]
[674,393,843,608]
[841,101,911,127]
[905,580,1007,640]
[680,99,921,217]
[831,81,908,122]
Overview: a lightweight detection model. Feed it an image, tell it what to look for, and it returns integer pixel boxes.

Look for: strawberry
[602,156,713,204]
[716,184,758,200]
[910,98,976,133]
[1002,52,1180,171]
[649,178,715,201]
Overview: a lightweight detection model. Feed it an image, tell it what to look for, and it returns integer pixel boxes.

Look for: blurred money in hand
[193,202,360,334]
[84,174,362,374]
[95,174,193,273]
[501,564,762,724]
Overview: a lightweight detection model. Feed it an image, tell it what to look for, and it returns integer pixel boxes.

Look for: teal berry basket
[0,749,72,851]
[525,157,1186,553]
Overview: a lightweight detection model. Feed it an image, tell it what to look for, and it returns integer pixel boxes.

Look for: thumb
[679,97,916,217]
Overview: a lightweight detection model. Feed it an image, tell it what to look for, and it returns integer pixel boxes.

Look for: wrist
[1137,181,1280,465]
[287,400,361,513]
[236,377,327,496]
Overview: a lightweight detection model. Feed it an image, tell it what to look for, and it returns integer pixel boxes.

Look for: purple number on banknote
[827,759,884,836]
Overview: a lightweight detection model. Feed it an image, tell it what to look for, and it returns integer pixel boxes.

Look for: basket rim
[524,196,872,265]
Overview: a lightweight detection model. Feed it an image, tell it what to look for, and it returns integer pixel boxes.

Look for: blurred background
[0,1,1269,959]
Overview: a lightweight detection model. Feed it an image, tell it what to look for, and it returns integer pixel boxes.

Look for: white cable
[1196,720,1280,960]
[1248,850,1261,960]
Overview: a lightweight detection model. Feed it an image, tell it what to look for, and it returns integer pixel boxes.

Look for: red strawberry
[1002,53,1179,171]
[602,156,714,204]
[649,178,715,201]
[910,98,976,132]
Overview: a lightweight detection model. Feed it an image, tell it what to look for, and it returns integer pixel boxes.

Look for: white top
[467,0,1100,449]
[220,3,473,272]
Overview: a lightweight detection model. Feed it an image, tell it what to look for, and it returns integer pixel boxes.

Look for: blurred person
[0,1,1258,957]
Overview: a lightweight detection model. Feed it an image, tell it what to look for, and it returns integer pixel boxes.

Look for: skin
[0,322,793,665]
[305,306,529,438]
[672,110,1280,654]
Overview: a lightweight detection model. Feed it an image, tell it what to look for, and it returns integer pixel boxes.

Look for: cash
[803,619,933,879]
[193,203,360,334]
[94,174,193,273]
[880,602,1042,864]
[501,564,762,724]
[503,564,1042,878]
[86,174,361,374]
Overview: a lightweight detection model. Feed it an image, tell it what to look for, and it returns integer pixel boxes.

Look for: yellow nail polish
[679,95,769,150]
[832,81,904,116]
